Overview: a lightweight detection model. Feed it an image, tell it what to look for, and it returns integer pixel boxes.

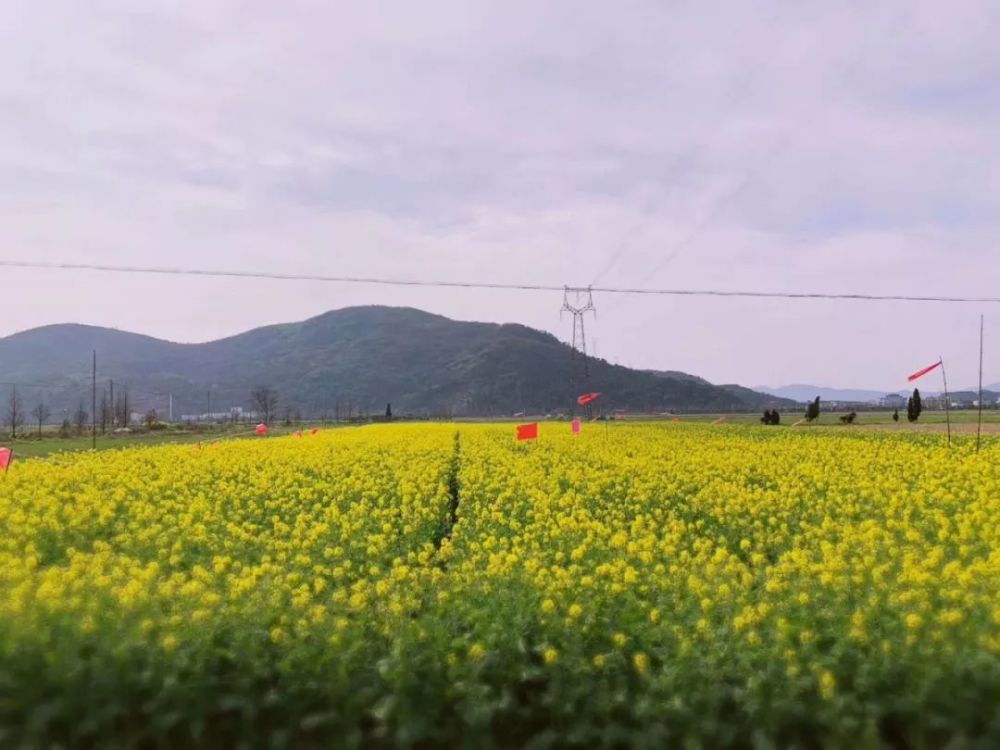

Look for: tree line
[2,382,936,439]
[756,389,928,428]
[4,382,145,439]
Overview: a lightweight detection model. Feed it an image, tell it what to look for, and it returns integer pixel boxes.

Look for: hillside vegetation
[0,307,784,417]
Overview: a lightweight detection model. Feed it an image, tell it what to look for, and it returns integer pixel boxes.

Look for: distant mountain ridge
[645,371,796,409]
[0,306,783,419]
[758,383,1000,405]
[755,384,901,404]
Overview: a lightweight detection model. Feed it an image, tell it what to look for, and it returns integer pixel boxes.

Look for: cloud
[0,0,997,389]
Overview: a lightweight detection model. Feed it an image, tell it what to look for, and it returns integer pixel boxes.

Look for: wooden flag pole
[92,350,97,450]
[939,356,951,447]
[977,316,985,453]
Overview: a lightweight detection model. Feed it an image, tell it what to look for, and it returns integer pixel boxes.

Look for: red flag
[577,392,601,406]
[256,423,267,436]
[516,423,538,441]
[0,447,12,472]
[908,360,942,382]
[571,418,581,434]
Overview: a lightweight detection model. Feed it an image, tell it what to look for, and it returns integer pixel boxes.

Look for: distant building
[179,407,257,423]
[879,394,907,408]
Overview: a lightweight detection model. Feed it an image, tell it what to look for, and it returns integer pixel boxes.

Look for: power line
[560,287,596,386]
[2,259,1000,305]
[0,260,559,292]
[592,3,917,292]
[591,118,804,288]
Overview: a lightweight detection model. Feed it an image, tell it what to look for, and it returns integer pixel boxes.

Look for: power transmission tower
[560,286,597,394]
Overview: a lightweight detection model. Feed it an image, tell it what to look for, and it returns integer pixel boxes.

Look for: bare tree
[99,392,110,435]
[113,385,130,428]
[251,387,278,425]
[144,409,158,429]
[30,400,51,438]
[6,387,25,438]
[73,400,89,435]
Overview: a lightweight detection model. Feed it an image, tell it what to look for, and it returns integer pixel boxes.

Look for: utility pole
[207,389,212,420]
[940,356,952,448]
[560,286,597,402]
[91,350,97,449]
[977,315,984,453]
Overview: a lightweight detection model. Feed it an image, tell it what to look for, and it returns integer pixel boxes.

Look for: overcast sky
[1,1,997,390]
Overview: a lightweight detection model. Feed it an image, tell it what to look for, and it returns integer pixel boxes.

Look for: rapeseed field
[0,423,997,747]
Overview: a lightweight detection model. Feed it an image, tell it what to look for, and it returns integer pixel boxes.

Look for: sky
[1,0,998,391]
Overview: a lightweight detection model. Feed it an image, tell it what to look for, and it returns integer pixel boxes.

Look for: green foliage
[805,397,821,422]
[907,389,923,423]
[0,308,772,417]
[2,424,998,746]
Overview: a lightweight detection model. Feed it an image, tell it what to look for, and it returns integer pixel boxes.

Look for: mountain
[754,384,899,404]
[717,384,798,409]
[0,307,776,420]
[941,389,1000,405]
[955,382,1000,394]
[644,371,795,409]
[643,370,711,386]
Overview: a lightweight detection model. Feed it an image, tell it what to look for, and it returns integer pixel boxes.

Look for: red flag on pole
[571,418,581,435]
[908,360,942,382]
[516,423,538,441]
[577,392,601,406]
[0,447,13,472]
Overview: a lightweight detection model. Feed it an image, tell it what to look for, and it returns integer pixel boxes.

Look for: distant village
[876,391,999,410]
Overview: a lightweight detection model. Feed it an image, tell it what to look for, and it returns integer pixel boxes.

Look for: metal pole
[977,316,984,453]
[939,356,951,447]
[91,350,97,449]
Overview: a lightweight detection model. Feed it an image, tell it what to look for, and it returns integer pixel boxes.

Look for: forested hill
[0,306,781,418]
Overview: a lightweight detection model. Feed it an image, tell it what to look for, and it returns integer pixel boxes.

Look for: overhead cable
[2,259,999,304]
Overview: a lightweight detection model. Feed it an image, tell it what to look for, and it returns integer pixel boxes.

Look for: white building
[179,407,257,423]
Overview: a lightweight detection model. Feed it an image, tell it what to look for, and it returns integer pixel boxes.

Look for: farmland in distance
[1,423,997,746]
